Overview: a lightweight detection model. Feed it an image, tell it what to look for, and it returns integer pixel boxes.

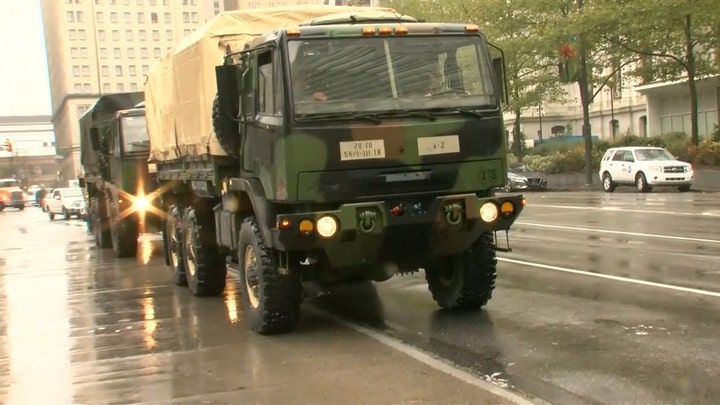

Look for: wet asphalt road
[1,190,719,404]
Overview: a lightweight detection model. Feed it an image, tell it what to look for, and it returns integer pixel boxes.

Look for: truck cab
[0,178,25,211]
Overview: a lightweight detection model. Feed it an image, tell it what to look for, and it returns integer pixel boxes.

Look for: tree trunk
[513,108,523,162]
[575,0,593,185]
[684,15,699,146]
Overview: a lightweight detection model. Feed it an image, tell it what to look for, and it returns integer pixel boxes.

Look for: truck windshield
[288,35,496,117]
[120,115,149,154]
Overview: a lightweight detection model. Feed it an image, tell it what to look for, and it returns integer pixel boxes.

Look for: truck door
[240,48,284,180]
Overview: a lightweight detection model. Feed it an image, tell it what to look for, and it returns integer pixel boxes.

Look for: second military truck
[145,5,525,334]
[79,92,161,258]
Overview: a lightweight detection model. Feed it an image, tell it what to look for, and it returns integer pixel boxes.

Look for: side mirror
[492,56,508,105]
[215,64,241,120]
[89,128,101,151]
[78,177,86,188]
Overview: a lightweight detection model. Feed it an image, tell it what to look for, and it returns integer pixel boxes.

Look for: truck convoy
[78,92,161,258]
[138,5,525,335]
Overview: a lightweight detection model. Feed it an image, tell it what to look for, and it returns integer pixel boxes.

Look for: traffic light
[4,139,12,153]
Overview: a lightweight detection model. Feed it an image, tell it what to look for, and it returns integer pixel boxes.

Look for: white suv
[599,146,694,193]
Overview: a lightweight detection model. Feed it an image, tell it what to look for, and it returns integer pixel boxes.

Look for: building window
[123,0,129,5]
[128,48,135,58]
[191,0,196,4]
[109,0,115,4]
[99,47,107,58]
[71,47,79,58]
[142,65,149,75]
[140,47,148,58]
[165,30,173,41]
[136,0,143,5]
[114,48,121,58]
[130,83,138,91]
[69,29,77,40]
[112,30,119,41]
[151,12,158,23]
[80,47,88,58]
[138,13,145,23]
[98,30,105,41]
[83,83,92,93]
[74,83,82,93]
[82,66,90,76]
[78,30,87,40]
[129,65,137,76]
[164,12,171,23]
[103,83,111,93]
[149,0,156,5]
[125,30,133,40]
[115,66,123,76]
[163,0,169,5]
[182,12,189,23]
[139,30,147,41]
[76,11,84,22]
[182,0,188,5]
[152,30,159,41]
[184,29,191,37]
[96,12,103,23]
[191,12,198,23]
[117,83,125,92]
[101,65,109,76]
[110,12,117,23]
[67,11,74,22]
[72,65,81,77]
[124,12,131,23]
[153,47,161,58]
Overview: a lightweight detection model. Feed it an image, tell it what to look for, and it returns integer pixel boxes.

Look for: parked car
[45,187,86,220]
[599,146,694,193]
[503,163,547,192]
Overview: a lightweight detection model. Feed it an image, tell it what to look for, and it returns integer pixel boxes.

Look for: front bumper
[646,172,693,186]
[272,193,525,269]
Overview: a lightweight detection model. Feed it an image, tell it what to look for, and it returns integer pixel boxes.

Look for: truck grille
[10,191,23,200]
[663,166,687,173]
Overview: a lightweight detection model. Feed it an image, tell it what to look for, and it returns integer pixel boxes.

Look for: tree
[591,0,720,146]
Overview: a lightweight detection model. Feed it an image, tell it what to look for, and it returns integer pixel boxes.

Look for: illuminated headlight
[479,202,499,223]
[134,196,151,212]
[687,164,693,172]
[316,215,338,238]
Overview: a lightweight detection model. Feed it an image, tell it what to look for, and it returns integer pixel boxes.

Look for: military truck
[145,5,525,335]
[78,92,161,258]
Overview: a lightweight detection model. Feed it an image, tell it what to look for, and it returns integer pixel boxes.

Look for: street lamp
[537,102,545,143]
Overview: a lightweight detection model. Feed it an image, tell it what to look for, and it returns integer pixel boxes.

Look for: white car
[599,146,694,193]
[46,187,86,220]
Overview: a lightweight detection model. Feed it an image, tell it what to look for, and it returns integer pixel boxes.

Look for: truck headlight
[133,196,150,212]
[479,202,499,223]
[316,215,338,238]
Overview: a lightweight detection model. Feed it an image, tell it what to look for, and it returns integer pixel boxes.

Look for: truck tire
[110,215,138,258]
[212,94,239,157]
[425,232,497,311]
[91,197,111,248]
[238,216,302,334]
[166,205,187,286]
[182,206,227,296]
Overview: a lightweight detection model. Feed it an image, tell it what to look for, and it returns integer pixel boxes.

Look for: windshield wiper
[429,107,497,119]
[296,112,382,124]
[375,109,437,121]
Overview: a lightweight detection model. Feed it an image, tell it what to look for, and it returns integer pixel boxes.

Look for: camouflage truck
[145,6,524,335]
[78,92,161,258]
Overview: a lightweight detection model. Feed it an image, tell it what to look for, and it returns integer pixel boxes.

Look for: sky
[0,0,52,117]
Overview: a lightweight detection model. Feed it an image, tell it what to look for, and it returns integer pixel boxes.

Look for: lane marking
[528,204,720,218]
[499,257,720,298]
[313,308,542,405]
[515,221,720,244]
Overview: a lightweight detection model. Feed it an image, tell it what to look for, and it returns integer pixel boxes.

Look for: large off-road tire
[110,214,138,258]
[165,205,187,286]
[182,206,227,296]
[212,94,239,157]
[91,197,111,248]
[425,232,497,311]
[238,216,302,334]
[635,172,652,193]
[602,172,616,192]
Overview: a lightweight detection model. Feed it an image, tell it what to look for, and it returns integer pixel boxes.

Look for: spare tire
[212,94,239,157]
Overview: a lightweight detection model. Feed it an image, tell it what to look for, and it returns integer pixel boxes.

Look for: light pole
[537,102,544,143]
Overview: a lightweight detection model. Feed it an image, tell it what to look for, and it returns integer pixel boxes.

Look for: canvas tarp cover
[79,92,144,174]
[144,5,397,162]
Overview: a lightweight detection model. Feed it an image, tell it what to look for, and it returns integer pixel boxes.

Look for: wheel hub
[244,245,260,309]
[185,229,196,278]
